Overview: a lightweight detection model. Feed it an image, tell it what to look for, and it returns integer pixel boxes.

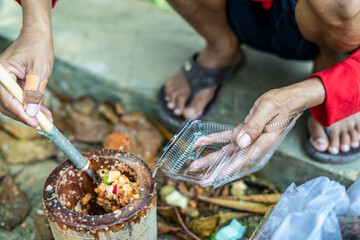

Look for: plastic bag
[256,176,349,240]
[346,177,360,217]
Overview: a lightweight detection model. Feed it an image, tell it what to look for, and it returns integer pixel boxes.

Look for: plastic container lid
[154,112,301,188]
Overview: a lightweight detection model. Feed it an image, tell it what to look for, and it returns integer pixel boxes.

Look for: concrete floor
[0,0,359,189]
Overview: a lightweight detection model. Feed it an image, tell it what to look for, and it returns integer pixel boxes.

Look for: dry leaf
[0,115,38,140]
[71,97,96,116]
[103,132,131,152]
[99,101,120,124]
[0,176,31,230]
[190,212,250,238]
[189,215,218,238]
[67,112,113,143]
[0,130,57,164]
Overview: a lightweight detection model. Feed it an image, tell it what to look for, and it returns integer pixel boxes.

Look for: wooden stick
[0,64,53,132]
[218,193,282,205]
[197,195,271,214]
[173,207,201,240]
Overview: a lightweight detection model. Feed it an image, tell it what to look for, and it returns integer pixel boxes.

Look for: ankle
[197,40,239,68]
[208,32,239,55]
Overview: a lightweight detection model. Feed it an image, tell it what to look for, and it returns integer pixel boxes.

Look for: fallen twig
[219,193,282,205]
[173,207,201,240]
[197,195,270,214]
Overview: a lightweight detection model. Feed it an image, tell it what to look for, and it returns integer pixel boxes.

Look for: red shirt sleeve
[251,0,274,9]
[309,49,360,127]
[15,0,58,8]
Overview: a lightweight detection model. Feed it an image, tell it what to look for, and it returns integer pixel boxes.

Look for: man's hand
[189,78,326,186]
[235,78,325,149]
[0,0,54,127]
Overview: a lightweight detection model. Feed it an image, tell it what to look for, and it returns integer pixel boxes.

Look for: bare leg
[308,53,360,154]
[164,0,240,118]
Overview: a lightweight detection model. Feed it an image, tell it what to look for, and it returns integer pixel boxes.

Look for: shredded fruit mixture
[95,168,139,212]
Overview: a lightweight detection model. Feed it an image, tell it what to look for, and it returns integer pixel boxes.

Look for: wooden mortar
[43,149,157,240]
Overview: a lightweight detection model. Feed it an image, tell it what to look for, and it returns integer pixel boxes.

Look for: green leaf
[109,198,114,202]
[250,175,257,181]
[104,168,108,171]
[103,173,111,185]
[103,206,110,213]
[209,233,215,240]
[129,182,133,188]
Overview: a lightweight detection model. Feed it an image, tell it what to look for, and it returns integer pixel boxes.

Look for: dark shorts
[227,0,318,60]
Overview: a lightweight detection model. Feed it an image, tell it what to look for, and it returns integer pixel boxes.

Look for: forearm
[260,78,326,117]
[21,0,52,36]
[282,78,326,111]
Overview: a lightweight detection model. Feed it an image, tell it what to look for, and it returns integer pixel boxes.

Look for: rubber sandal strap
[182,53,232,97]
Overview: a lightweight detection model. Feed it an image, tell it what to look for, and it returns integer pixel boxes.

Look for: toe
[340,132,351,152]
[307,116,329,152]
[183,86,217,120]
[349,129,359,148]
[173,95,187,116]
[356,123,360,139]
[167,94,176,110]
[328,130,340,155]
[164,82,176,110]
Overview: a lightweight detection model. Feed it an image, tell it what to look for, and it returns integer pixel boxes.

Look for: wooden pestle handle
[0,64,53,132]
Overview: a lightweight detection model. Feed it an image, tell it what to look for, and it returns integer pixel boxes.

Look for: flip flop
[157,53,245,131]
[305,128,360,163]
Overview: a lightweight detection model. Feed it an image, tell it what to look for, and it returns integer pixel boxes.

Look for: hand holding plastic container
[155,111,302,188]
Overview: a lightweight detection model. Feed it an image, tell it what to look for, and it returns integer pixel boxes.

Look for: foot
[164,42,240,119]
[307,113,360,155]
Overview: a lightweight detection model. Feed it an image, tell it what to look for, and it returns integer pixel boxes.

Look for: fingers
[216,130,281,183]
[23,75,48,117]
[190,130,283,186]
[194,130,233,147]
[0,85,39,127]
[236,105,274,148]
[189,151,220,172]
[190,143,237,171]
[40,105,53,123]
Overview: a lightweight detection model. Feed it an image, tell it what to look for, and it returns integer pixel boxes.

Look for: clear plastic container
[154,112,301,188]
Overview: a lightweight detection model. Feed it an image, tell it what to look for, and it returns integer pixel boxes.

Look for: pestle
[0,64,100,185]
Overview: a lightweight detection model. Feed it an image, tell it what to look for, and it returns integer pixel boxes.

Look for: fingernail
[341,144,350,152]
[186,108,197,119]
[36,126,41,131]
[351,141,359,148]
[315,138,326,146]
[238,134,251,148]
[329,146,339,155]
[174,108,181,116]
[165,96,170,102]
[167,102,174,109]
[26,104,39,117]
